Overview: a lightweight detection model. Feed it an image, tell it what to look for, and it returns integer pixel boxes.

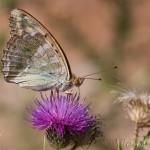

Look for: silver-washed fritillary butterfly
[2,9,88,91]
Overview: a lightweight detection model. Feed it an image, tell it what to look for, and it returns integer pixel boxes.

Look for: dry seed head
[116,90,150,128]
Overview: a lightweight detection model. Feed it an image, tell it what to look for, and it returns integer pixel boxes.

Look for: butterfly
[2,9,89,92]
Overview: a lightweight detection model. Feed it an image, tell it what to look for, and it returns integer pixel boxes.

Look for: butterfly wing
[2,9,72,91]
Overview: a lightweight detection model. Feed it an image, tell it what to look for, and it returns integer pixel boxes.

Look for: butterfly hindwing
[2,9,72,91]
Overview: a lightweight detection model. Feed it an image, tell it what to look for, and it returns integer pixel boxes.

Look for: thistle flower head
[28,91,102,149]
[116,90,150,128]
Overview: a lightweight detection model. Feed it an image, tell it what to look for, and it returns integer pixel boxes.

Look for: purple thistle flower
[27,91,102,149]
[29,91,94,134]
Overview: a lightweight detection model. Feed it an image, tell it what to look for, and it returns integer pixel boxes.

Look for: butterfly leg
[78,87,80,96]
[53,88,59,98]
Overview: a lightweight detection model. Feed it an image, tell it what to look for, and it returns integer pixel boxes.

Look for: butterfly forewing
[2,9,72,91]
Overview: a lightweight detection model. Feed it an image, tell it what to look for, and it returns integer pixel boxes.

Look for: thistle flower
[116,90,150,129]
[28,91,102,149]
[115,89,150,149]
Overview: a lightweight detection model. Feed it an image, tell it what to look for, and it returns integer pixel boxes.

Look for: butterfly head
[71,72,102,88]
[71,74,84,87]
[73,77,85,87]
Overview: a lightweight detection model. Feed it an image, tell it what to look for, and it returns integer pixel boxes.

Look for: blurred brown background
[0,0,150,150]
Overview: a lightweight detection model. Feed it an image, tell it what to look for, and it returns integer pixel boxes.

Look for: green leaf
[135,131,150,150]
[117,140,123,150]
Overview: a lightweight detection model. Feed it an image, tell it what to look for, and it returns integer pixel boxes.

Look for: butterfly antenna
[84,77,102,81]
[82,66,117,78]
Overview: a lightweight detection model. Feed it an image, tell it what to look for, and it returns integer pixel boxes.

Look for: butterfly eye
[55,50,59,54]
[44,33,48,38]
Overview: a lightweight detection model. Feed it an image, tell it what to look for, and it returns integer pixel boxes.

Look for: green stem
[43,135,46,150]
[132,123,139,150]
